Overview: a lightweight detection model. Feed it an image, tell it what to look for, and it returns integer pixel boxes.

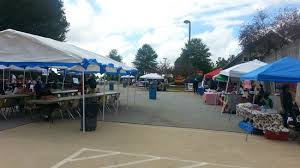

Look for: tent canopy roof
[204,68,222,78]
[220,59,267,78]
[241,57,300,82]
[140,73,163,80]
[0,29,136,72]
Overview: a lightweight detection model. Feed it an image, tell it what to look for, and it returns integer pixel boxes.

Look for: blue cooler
[149,83,157,100]
[197,87,205,95]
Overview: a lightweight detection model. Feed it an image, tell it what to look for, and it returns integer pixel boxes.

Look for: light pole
[184,20,191,43]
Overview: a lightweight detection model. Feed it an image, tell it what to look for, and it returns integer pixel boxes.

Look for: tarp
[241,57,300,82]
[140,73,163,80]
[204,68,222,78]
[220,59,267,78]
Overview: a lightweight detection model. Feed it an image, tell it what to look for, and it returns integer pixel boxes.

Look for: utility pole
[163,57,167,75]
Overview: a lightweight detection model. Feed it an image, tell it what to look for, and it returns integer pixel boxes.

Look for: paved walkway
[0,121,299,168]
[106,87,242,132]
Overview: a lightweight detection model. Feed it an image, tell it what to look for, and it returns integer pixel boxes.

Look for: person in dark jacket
[280,85,297,128]
[192,79,198,93]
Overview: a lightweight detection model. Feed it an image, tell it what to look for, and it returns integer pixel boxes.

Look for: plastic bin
[149,83,157,100]
[264,130,289,141]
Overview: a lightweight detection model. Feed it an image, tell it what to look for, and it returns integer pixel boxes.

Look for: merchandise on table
[236,103,286,132]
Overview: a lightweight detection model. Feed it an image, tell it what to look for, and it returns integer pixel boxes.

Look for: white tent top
[140,73,163,80]
[121,75,135,79]
[220,59,267,78]
[0,29,135,72]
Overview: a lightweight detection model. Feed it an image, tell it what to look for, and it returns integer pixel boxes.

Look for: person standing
[280,85,297,128]
[87,74,97,93]
[192,78,198,94]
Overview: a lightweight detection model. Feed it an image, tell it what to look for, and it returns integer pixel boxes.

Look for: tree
[215,55,236,68]
[157,58,173,75]
[174,38,213,77]
[215,57,228,68]
[133,44,158,75]
[0,0,69,41]
[239,8,300,57]
[108,49,122,62]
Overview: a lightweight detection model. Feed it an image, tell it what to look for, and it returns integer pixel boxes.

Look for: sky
[63,0,300,67]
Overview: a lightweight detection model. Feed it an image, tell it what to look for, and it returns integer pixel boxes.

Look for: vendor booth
[0,29,136,132]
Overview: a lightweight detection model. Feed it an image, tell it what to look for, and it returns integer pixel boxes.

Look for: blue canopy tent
[241,57,300,82]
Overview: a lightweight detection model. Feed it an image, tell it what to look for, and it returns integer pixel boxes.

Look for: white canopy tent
[140,73,164,80]
[220,59,267,78]
[0,29,104,132]
[220,59,267,92]
[121,75,135,79]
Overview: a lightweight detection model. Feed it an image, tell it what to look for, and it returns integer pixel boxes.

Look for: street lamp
[184,20,191,43]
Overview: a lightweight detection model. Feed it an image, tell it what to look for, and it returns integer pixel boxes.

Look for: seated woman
[38,84,59,122]
[13,83,24,94]
[259,92,273,109]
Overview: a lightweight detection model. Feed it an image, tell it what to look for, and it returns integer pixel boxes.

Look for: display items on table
[203,92,219,105]
[236,103,287,133]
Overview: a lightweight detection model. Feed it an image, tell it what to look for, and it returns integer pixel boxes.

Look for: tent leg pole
[225,77,230,93]
[102,74,106,121]
[134,75,137,104]
[82,71,85,133]
[23,69,25,88]
[46,68,49,84]
[2,69,4,91]
[8,69,10,84]
[127,79,129,110]
[62,70,66,90]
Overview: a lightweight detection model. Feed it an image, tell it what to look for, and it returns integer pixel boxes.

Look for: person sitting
[238,84,244,95]
[13,83,24,94]
[259,92,273,109]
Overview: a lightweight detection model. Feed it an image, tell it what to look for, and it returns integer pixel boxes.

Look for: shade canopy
[140,73,163,80]
[241,57,300,82]
[213,74,228,82]
[220,59,267,78]
[121,75,135,79]
[204,68,222,78]
[0,29,136,74]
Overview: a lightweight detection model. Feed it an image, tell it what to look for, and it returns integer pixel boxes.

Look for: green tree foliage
[215,55,236,68]
[108,49,122,62]
[0,0,69,41]
[133,44,158,75]
[174,38,213,77]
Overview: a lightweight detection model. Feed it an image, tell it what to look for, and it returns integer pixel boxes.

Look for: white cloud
[63,0,294,67]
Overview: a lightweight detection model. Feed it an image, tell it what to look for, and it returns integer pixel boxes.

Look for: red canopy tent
[204,68,223,79]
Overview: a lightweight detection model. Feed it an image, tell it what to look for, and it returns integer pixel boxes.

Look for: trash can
[109,82,114,90]
[149,83,157,100]
[81,100,98,132]
[123,81,127,88]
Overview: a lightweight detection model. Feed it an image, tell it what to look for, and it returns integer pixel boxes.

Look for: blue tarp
[241,57,300,82]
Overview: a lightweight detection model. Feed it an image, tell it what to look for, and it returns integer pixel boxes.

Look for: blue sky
[64,0,300,66]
